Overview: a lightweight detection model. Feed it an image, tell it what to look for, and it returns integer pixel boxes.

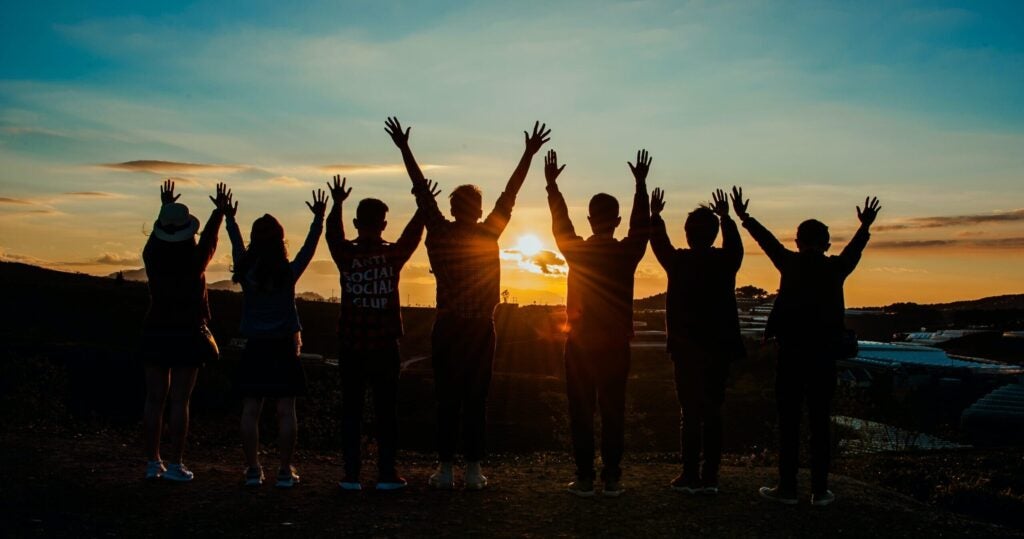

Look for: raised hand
[857,196,881,226]
[327,175,352,203]
[711,188,729,218]
[384,116,411,149]
[306,189,329,217]
[160,179,180,205]
[628,149,652,185]
[424,178,442,199]
[524,121,552,155]
[209,182,233,212]
[544,149,566,186]
[651,188,666,217]
[731,186,749,221]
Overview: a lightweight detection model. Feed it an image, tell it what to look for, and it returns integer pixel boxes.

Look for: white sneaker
[464,462,488,491]
[759,486,797,505]
[428,462,455,490]
[144,460,166,480]
[163,463,194,482]
[811,490,836,506]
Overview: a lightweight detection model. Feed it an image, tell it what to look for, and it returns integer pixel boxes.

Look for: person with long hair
[225,189,327,488]
[141,180,232,482]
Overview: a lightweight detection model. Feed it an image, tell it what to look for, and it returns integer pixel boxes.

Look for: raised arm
[291,189,327,279]
[623,149,652,259]
[483,121,552,236]
[325,175,353,265]
[224,200,245,271]
[197,182,230,271]
[712,188,743,271]
[393,180,440,266]
[386,117,447,232]
[542,150,583,255]
[733,186,790,270]
[839,196,880,276]
[649,188,675,270]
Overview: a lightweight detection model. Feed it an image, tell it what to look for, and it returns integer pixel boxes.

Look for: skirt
[139,325,219,368]
[235,334,308,398]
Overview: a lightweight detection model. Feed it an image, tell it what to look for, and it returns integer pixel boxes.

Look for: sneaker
[162,463,194,482]
[670,474,702,494]
[428,462,454,490]
[811,490,836,506]
[758,486,797,505]
[603,480,625,497]
[144,460,166,480]
[464,462,488,491]
[376,475,408,491]
[275,466,300,489]
[338,475,362,491]
[245,466,265,487]
[567,479,595,498]
[701,485,720,496]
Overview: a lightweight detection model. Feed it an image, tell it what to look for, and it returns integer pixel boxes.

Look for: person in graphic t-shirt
[324,174,439,492]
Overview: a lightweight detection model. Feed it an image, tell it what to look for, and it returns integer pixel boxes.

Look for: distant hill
[928,295,1024,311]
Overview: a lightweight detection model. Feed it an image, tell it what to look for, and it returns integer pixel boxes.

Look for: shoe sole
[339,482,363,491]
[603,490,624,498]
[758,490,797,505]
[429,480,455,490]
[376,483,407,491]
[811,498,835,507]
[275,479,299,488]
[162,475,193,483]
[568,489,595,498]
[670,486,702,494]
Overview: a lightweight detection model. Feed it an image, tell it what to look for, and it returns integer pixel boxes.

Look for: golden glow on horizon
[515,234,543,257]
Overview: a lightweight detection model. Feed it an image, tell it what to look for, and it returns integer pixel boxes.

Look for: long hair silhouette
[232,214,290,291]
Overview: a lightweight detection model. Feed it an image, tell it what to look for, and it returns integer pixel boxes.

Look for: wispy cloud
[318,164,446,175]
[62,191,126,199]
[875,209,1024,231]
[502,249,567,275]
[99,160,248,175]
[95,252,141,265]
[0,197,34,205]
[872,237,1024,249]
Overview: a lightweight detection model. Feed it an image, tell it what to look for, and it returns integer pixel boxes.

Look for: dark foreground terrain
[1,429,1020,538]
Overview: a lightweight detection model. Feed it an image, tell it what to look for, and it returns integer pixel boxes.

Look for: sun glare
[516,234,543,257]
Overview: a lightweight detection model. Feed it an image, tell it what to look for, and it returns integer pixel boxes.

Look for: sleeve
[225,215,246,270]
[838,224,871,277]
[720,214,744,272]
[622,181,651,262]
[195,209,224,271]
[546,184,584,257]
[325,201,352,267]
[412,182,449,234]
[650,214,675,271]
[290,214,324,279]
[392,208,426,268]
[741,217,792,271]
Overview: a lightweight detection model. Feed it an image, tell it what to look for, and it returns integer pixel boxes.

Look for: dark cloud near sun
[875,209,1024,231]
[504,248,567,275]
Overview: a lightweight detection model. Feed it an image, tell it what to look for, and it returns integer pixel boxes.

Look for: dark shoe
[275,466,300,489]
[603,479,625,497]
[811,490,835,506]
[376,475,408,491]
[758,486,797,505]
[244,466,265,487]
[670,474,702,494]
[338,475,362,491]
[567,479,595,498]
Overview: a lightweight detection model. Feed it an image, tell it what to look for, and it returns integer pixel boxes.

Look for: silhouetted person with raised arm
[325,175,440,492]
[649,187,744,495]
[141,180,230,482]
[545,148,651,497]
[227,189,327,489]
[735,188,881,506]
[385,116,550,490]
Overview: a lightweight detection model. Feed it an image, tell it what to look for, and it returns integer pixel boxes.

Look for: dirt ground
[1,430,1019,538]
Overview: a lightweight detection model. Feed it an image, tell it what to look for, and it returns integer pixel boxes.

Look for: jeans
[776,344,837,495]
[672,347,729,486]
[339,341,401,479]
[431,316,496,462]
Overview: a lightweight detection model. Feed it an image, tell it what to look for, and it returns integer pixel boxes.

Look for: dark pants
[565,333,631,482]
[339,341,401,479]
[672,347,729,486]
[431,316,495,462]
[776,344,837,495]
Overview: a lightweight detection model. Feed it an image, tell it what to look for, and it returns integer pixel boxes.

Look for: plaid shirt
[415,183,515,320]
[326,203,424,349]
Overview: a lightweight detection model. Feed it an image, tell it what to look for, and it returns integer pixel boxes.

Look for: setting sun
[515,234,543,257]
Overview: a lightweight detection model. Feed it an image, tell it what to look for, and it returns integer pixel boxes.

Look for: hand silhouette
[628,149,652,185]
[524,121,552,155]
[306,189,329,217]
[327,175,352,203]
[544,149,566,186]
[160,179,180,205]
[209,182,235,214]
[711,188,729,218]
[857,196,881,226]
[651,188,666,217]
[731,186,749,221]
[384,116,411,149]
[424,178,442,199]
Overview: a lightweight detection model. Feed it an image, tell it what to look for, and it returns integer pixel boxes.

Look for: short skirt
[235,334,307,398]
[140,325,219,368]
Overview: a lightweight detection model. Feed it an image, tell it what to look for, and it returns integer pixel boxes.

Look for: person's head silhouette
[587,193,621,236]
[796,219,831,254]
[450,184,483,223]
[685,206,719,249]
[355,198,389,239]
[234,214,290,290]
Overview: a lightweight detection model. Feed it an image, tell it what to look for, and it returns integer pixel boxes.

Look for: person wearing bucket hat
[227,189,326,489]
[141,179,233,483]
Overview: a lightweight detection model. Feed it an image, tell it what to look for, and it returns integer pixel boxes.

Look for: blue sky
[2,0,1023,305]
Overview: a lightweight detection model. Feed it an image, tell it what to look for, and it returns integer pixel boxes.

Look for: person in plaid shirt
[385,116,551,490]
[325,175,439,492]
